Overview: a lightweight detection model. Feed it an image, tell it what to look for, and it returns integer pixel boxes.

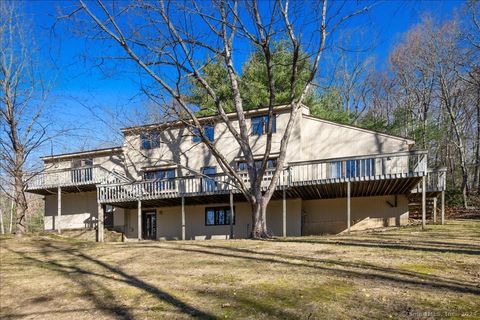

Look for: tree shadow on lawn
[128,242,480,297]
[359,238,480,251]
[3,241,216,320]
[271,237,480,256]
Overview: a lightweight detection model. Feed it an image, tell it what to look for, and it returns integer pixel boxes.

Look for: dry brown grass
[1,220,479,319]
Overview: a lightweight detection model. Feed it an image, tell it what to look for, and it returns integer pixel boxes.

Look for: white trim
[42,147,123,162]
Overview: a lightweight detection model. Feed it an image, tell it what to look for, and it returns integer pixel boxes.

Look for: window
[72,158,93,168]
[330,161,342,178]
[205,206,235,226]
[201,167,217,192]
[238,159,277,172]
[143,169,176,191]
[192,124,215,143]
[71,158,93,183]
[103,205,114,229]
[331,158,375,179]
[143,169,176,180]
[251,115,276,135]
[141,131,161,150]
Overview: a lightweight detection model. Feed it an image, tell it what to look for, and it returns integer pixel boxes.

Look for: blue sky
[22,0,464,159]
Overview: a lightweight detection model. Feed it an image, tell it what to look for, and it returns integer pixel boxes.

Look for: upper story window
[330,158,375,178]
[238,159,277,171]
[346,158,375,178]
[141,131,161,150]
[143,168,176,180]
[251,114,276,136]
[192,124,215,143]
[71,158,93,183]
[72,158,93,168]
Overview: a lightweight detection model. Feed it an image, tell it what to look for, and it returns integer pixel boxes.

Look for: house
[26,105,446,241]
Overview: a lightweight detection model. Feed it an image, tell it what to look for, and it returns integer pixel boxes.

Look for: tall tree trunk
[9,199,14,234]
[475,94,480,194]
[422,102,428,149]
[446,110,469,208]
[0,208,4,235]
[14,174,27,235]
[250,196,268,239]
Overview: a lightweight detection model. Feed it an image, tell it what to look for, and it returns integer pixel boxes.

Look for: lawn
[1,220,479,320]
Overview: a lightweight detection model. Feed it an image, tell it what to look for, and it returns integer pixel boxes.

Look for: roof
[120,105,293,134]
[42,146,123,162]
[40,104,415,160]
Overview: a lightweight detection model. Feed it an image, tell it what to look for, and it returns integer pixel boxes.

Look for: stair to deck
[408,197,437,220]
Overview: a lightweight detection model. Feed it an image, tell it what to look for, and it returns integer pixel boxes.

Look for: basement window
[205,206,235,226]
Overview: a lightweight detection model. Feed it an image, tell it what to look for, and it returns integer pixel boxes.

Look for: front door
[142,211,157,240]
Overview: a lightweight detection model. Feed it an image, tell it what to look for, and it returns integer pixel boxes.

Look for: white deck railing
[26,166,118,190]
[98,169,290,203]
[411,167,447,194]
[289,150,428,185]
[97,150,429,203]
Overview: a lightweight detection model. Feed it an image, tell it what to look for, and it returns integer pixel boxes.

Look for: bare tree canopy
[0,2,56,234]
[64,0,372,238]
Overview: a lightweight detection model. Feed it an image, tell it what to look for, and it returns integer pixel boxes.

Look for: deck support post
[282,187,287,237]
[433,197,437,224]
[97,202,104,242]
[422,175,426,230]
[181,196,185,240]
[137,199,142,241]
[229,192,234,239]
[347,181,351,234]
[124,210,128,241]
[57,186,61,234]
[441,190,445,225]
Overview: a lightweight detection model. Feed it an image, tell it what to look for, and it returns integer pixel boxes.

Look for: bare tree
[0,2,51,235]
[463,0,480,194]
[64,0,372,238]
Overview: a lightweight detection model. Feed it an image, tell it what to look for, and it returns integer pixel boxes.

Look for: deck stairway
[408,168,446,221]
[408,198,436,220]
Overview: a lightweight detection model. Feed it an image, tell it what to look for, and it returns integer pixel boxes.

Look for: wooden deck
[26,150,444,206]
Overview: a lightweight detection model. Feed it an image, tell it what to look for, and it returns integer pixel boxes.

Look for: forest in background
[187,3,479,208]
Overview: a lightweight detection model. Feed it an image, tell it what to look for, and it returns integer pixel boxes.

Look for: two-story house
[26,105,446,241]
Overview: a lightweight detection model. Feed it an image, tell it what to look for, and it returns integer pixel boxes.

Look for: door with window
[103,205,114,230]
[201,167,217,192]
[142,211,157,240]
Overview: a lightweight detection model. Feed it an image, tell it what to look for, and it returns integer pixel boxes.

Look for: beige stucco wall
[44,153,128,178]
[299,115,411,161]
[44,191,98,230]
[302,195,409,235]
[122,110,302,180]
[44,191,125,231]
[122,199,302,240]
